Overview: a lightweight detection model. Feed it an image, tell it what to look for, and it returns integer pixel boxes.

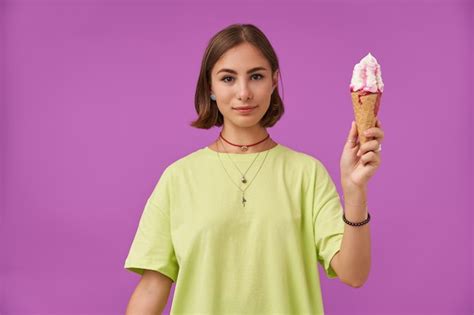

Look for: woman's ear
[272,70,279,90]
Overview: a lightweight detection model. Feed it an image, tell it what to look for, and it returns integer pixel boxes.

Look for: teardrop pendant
[241,176,247,184]
[242,195,247,207]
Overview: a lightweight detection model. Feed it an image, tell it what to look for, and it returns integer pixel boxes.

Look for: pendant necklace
[219,137,261,185]
[218,131,270,184]
[215,138,271,207]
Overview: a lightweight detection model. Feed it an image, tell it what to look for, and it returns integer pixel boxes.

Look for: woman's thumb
[350,121,357,135]
[347,121,359,146]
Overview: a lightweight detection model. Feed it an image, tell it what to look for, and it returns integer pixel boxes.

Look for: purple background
[1,0,472,314]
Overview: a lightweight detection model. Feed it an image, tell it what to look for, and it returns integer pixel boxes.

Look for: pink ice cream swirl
[350,53,384,93]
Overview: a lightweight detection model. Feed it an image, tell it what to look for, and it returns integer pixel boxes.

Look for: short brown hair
[190,23,285,129]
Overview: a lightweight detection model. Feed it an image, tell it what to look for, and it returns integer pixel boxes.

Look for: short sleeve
[124,166,179,282]
[312,159,345,279]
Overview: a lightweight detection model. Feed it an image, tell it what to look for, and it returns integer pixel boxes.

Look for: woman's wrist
[342,184,367,208]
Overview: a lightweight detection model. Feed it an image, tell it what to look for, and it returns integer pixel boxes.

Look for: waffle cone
[350,91,382,145]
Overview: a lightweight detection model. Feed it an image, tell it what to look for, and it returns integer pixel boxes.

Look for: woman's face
[210,42,278,128]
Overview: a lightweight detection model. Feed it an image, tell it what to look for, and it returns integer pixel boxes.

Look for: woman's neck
[209,137,277,154]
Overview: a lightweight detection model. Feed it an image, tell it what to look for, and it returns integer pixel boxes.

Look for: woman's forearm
[126,270,172,315]
[338,187,371,287]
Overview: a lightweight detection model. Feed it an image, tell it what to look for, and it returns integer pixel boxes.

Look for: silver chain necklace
[218,137,261,184]
[215,138,271,207]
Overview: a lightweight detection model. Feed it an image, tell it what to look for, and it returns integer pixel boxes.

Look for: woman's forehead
[213,44,269,75]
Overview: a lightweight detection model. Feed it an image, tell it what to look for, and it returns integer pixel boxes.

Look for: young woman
[124,23,384,314]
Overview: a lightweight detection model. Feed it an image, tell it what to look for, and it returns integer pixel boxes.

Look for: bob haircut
[190,23,285,129]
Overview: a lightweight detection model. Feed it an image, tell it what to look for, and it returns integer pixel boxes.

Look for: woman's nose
[237,81,252,100]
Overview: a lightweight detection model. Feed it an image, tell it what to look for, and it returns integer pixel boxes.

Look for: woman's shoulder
[278,143,325,167]
[162,146,209,173]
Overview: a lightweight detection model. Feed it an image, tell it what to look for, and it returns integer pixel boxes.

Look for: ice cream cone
[351,91,381,145]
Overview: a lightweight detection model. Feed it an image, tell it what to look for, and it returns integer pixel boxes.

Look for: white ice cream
[350,53,384,93]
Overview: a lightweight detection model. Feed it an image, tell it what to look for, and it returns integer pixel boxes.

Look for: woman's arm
[335,119,384,287]
[125,270,173,315]
[333,187,371,288]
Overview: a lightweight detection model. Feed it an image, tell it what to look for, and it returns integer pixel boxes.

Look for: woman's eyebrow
[216,66,267,75]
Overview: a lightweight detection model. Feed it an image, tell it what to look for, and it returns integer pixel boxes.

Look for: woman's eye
[221,74,264,83]
[222,76,234,83]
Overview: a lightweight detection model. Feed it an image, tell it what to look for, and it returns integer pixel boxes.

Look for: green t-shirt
[124,143,345,314]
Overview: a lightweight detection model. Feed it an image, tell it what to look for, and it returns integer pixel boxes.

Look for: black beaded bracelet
[343,211,371,226]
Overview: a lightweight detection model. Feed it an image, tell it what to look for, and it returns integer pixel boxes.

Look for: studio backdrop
[0,0,472,314]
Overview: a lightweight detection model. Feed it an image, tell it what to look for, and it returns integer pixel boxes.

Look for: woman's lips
[233,106,257,114]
